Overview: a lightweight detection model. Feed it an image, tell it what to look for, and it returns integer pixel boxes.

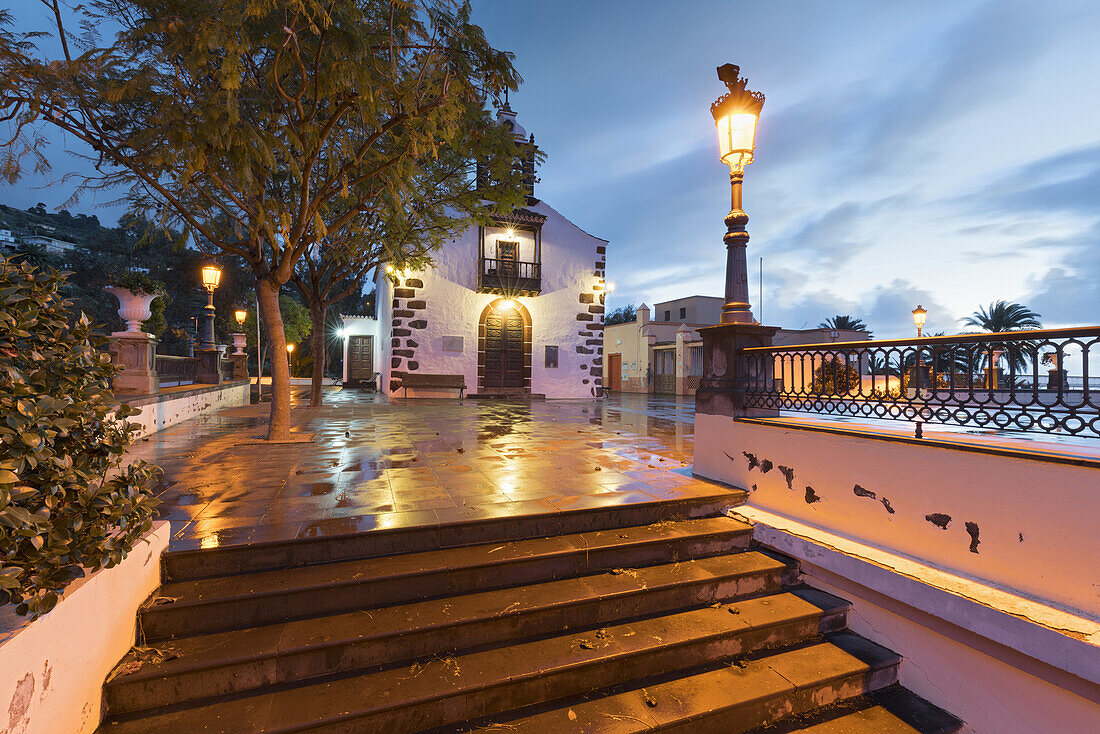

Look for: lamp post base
[695,322,780,419]
[195,347,224,385]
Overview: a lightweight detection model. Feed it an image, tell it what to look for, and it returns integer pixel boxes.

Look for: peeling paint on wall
[741,451,759,470]
[760,459,773,474]
[966,522,981,553]
[778,465,795,489]
[880,497,895,514]
[6,671,33,734]
[925,513,952,530]
[853,484,877,499]
[804,486,822,504]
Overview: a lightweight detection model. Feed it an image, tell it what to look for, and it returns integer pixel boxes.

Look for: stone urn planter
[231,332,248,355]
[105,286,157,336]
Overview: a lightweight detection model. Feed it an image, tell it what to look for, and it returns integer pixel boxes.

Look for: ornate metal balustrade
[478,258,541,295]
[155,354,199,386]
[739,327,1100,438]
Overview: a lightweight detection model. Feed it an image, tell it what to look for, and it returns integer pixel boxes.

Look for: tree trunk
[257,277,291,440]
[309,301,326,407]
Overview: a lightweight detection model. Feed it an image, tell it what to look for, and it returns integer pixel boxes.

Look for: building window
[663,310,671,321]
[544,345,559,368]
[679,307,686,319]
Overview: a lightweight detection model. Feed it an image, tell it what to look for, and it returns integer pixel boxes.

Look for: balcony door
[497,240,518,277]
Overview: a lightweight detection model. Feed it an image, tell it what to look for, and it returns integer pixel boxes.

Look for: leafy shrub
[0,258,160,617]
[810,357,861,396]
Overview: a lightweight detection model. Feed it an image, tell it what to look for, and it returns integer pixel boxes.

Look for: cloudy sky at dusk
[4,0,1099,338]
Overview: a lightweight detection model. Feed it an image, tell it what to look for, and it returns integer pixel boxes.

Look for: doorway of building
[607,353,621,391]
[482,302,526,389]
[347,335,373,386]
[653,348,676,393]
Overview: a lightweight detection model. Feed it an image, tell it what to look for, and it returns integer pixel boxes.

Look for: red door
[608,353,621,391]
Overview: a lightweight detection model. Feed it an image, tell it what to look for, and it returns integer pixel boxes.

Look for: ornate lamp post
[199,261,222,349]
[286,342,296,378]
[912,305,927,338]
[711,64,764,325]
[194,260,223,384]
[228,308,249,380]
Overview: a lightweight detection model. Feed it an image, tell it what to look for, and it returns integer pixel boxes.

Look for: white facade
[338,315,383,386]
[376,205,607,398]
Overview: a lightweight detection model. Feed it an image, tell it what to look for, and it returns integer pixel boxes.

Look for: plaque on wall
[441,336,464,353]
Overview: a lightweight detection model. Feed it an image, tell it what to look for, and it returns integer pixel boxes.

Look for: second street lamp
[199,260,222,350]
[711,63,764,325]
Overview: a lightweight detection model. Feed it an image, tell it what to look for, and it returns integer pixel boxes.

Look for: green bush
[810,357,861,396]
[0,258,160,617]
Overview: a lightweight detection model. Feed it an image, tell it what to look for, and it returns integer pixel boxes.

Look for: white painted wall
[694,416,1100,617]
[123,380,250,438]
[379,199,606,398]
[0,522,170,734]
[338,314,382,384]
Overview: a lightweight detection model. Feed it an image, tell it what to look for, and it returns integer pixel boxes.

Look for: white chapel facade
[368,105,608,398]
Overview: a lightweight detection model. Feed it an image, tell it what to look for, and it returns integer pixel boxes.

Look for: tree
[810,356,861,396]
[819,315,870,336]
[962,301,1042,333]
[962,301,1042,373]
[291,126,529,406]
[605,304,637,326]
[0,1,522,439]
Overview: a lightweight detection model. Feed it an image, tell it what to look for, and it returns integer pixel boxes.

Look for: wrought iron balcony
[478,257,541,295]
[736,327,1100,438]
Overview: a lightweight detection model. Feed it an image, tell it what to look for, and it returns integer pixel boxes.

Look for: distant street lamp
[235,308,247,326]
[199,260,222,350]
[711,63,764,325]
[912,305,927,338]
[286,342,296,376]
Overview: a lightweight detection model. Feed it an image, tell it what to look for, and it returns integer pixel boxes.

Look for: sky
[3,0,1099,338]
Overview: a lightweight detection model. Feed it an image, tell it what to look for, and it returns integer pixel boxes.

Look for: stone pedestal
[1047,368,1068,391]
[230,353,248,381]
[108,333,159,395]
[195,348,224,385]
[695,322,780,419]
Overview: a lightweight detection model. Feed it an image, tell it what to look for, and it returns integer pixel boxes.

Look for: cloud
[1023,221,1100,326]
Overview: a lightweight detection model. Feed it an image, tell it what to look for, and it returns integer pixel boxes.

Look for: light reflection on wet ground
[128,390,718,551]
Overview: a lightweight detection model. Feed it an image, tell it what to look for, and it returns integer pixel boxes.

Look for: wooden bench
[400,373,466,399]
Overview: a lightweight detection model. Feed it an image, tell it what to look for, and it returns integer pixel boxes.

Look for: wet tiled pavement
[129,390,720,551]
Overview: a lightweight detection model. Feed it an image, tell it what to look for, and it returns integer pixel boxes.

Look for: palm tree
[819,315,871,336]
[962,301,1042,332]
[961,301,1043,375]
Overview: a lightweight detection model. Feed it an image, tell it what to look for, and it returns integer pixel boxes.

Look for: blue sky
[4,0,1099,338]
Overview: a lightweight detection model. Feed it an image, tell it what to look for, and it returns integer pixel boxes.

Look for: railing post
[695,323,780,418]
[195,347,224,384]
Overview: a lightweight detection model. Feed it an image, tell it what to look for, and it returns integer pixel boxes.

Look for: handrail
[742,326,1100,353]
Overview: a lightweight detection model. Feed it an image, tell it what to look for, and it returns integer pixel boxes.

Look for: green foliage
[810,357,861,396]
[605,304,637,326]
[241,293,312,348]
[0,257,159,617]
[962,301,1042,332]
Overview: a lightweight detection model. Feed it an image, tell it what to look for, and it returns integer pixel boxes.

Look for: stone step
[467,634,904,733]
[106,552,796,716]
[162,490,746,581]
[141,516,754,640]
[100,592,846,733]
[744,686,965,733]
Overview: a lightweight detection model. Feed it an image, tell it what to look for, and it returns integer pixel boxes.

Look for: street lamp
[912,305,927,338]
[711,63,764,325]
[199,260,222,349]
[234,308,247,326]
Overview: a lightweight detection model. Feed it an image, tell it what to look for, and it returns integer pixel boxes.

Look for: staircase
[98,491,962,733]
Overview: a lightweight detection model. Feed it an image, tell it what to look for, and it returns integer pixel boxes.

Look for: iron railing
[478,258,541,295]
[739,327,1100,438]
[156,354,198,386]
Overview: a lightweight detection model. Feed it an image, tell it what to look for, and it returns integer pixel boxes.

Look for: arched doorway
[479,298,531,392]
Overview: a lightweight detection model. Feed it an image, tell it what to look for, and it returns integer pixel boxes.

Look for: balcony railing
[156,354,199,387]
[738,327,1100,438]
[478,258,541,295]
